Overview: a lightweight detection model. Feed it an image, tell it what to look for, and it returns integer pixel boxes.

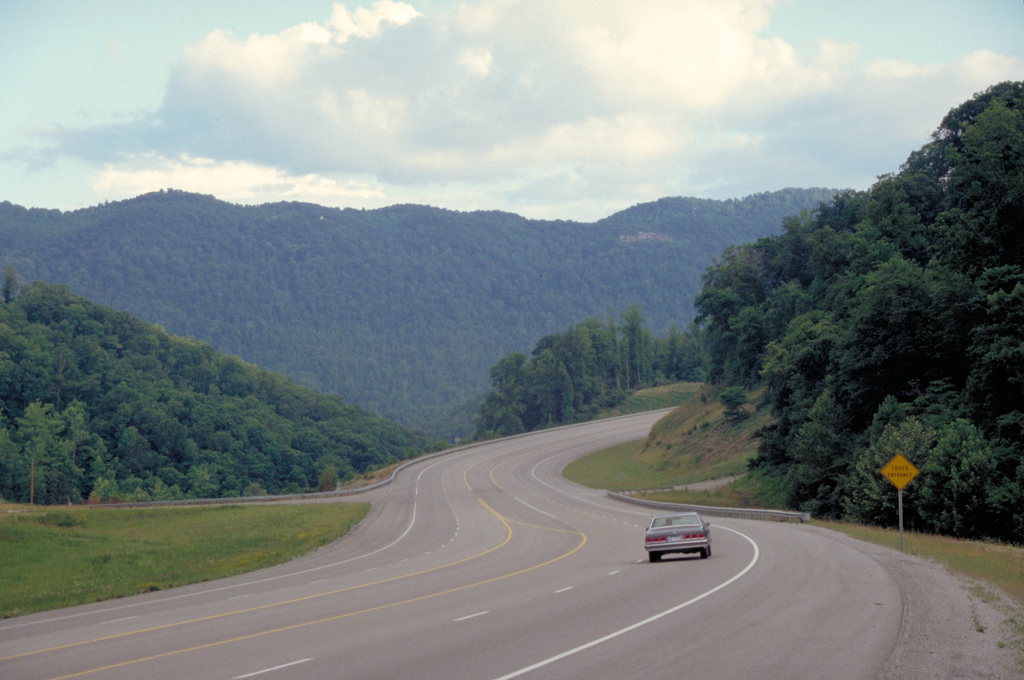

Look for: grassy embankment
[0,502,367,619]
[599,381,706,418]
[567,383,1024,616]
[567,382,779,507]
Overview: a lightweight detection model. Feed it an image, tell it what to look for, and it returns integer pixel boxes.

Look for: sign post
[880,454,919,552]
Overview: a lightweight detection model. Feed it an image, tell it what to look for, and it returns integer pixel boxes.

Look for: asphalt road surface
[1,410,903,680]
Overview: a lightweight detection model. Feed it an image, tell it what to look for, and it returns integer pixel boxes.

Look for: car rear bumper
[645,538,709,554]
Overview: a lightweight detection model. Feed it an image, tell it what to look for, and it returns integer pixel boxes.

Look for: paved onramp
[0,411,901,679]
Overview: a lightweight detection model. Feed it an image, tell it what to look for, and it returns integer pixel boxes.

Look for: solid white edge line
[233,657,314,679]
[490,525,760,680]
[98,616,137,626]
[454,611,490,622]
[513,496,560,521]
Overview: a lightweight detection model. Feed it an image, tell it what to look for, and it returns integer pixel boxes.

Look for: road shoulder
[802,525,1023,680]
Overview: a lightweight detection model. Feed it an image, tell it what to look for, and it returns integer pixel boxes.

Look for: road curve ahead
[1,411,902,680]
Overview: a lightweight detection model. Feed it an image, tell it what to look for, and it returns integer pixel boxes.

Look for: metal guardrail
[87,447,455,509]
[606,491,811,523]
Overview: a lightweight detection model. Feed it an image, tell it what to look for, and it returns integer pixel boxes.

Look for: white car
[644,512,712,562]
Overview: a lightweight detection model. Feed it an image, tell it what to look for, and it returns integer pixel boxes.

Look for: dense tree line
[0,281,439,504]
[474,306,704,438]
[0,189,834,437]
[694,82,1024,542]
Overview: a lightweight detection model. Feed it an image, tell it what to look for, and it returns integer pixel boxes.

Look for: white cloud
[565,0,779,108]
[806,39,860,88]
[458,47,493,77]
[328,0,421,42]
[181,1,419,88]
[36,0,1024,219]
[948,49,1022,83]
[182,24,330,88]
[91,154,384,205]
[490,115,678,168]
[865,59,943,80]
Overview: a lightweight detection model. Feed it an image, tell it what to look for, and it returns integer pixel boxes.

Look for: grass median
[0,502,368,619]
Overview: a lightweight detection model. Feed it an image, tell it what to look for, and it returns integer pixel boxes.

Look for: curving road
[0,411,903,680]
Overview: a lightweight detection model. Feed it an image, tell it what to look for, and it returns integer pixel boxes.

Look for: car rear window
[652,515,700,528]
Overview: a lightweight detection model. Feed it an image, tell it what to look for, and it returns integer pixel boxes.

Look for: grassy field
[0,502,368,619]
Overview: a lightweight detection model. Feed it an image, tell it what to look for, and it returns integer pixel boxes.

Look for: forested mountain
[694,82,1024,543]
[0,281,438,505]
[0,188,835,436]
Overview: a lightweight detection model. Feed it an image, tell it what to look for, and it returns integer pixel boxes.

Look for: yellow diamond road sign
[881,454,919,490]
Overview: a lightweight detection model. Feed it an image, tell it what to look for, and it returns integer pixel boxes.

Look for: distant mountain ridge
[0,188,837,435]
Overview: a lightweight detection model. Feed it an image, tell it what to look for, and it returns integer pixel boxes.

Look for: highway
[0,410,902,680]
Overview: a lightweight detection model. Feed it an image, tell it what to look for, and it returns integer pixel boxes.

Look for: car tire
[699,548,708,559]
[649,551,661,563]
[707,544,712,557]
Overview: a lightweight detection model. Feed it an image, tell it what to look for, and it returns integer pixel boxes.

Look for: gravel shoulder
[802,525,1024,680]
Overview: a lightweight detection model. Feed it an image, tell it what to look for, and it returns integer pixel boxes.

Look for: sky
[2,0,1023,222]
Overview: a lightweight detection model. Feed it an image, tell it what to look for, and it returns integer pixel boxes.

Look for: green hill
[0,281,438,505]
[0,189,836,436]
[693,81,1024,543]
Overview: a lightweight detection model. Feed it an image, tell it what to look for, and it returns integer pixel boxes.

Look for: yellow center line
[41,498,586,680]
[464,454,494,491]
[463,445,539,493]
